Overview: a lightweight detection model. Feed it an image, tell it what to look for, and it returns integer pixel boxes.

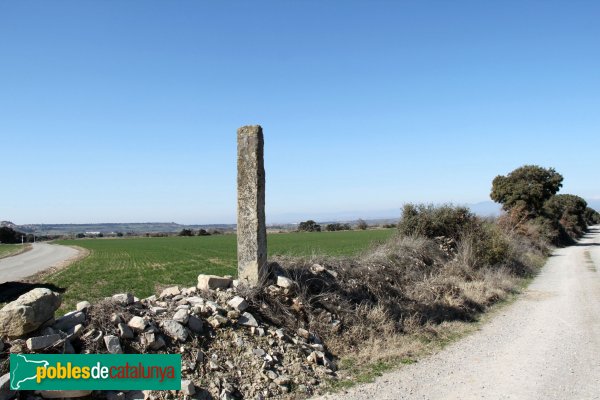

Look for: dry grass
[242,221,546,380]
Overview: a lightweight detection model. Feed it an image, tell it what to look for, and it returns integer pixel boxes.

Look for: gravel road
[0,243,81,283]
[318,226,600,400]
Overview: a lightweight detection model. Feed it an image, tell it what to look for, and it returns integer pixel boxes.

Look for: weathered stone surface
[185,296,205,306]
[65,324,83,339]
[197,275,232,291]
[76,301,91,311]
[238,312,258,327]
[54,311,85,331]
[127,316,147,331]
[252,348,266,357]
[118,323,134,339]
[0,288,61,337]
[187,315,204,333]
[38,391,92,398]
[159,286,181,298]
[237,125,267,285]
[180,380,195,395]
[227,296,248,312]
[297,328,310,340]
[26,334,61,351]
[208,315,228,328]
[141,332,165,350]
[151,306,168,315]
[0,373,15,400]
[104,335,123,354]
[112,293,134,305]
[161,320,188,341]
[276,276,294,288]
[172,309,189,324]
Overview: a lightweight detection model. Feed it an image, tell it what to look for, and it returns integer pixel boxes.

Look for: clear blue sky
[1,1,599,224]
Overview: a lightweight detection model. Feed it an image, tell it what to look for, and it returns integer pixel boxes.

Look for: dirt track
[318,226,600,400]
[0,243,81,283]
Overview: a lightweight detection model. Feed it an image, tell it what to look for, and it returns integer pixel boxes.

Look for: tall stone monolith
[237,125,267,285]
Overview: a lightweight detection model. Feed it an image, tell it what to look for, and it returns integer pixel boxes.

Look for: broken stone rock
[54,311,86,331]
[172,309,189,324]
[76,301,91,311]
[161,320,188,342]
[26,334,61,351]
[104,335,123,354]
[238,312,258,327]
[276,276,294,288]
[227,296,248,312]
[159,286,181,298]
[187,315,204,333]
[127,316,147,332]
[180,380,195,396]
[297,328,310,340]
[112,293,134,305]
[197,275,232,291]
[118,323,134,339]
[208,315,228,328]
[141,332,165,350]
[0,288,61,337]
[151,307,167,315]
[253,348,266,357]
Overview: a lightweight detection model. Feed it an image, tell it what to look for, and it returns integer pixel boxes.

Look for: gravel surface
[318,226,600,400]
[0,243,81,283]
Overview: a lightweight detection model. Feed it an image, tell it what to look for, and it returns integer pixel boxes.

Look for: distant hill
[11,222,236,236]
[5,199,595,237]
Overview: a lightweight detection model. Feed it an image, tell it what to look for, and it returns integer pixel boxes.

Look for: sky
[1,1,599,224]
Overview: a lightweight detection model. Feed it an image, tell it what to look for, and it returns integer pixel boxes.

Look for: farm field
[48,229,395,311]
[0,244,27,259]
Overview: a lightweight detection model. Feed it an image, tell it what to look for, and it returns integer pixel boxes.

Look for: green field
[0,244,26,259]
[48,229,394,310]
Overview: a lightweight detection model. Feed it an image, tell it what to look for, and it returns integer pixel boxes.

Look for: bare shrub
[243,207,549,369]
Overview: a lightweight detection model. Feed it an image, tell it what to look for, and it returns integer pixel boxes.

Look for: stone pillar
[237,125,267,284]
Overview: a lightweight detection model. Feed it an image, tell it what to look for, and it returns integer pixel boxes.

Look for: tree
[325,223,351,231]
[298,220,321,232]
[544,194,588,236]
[197,229,211,236]
[356,219,368,230]
[0,226,22,244]
[584,207,600,225]
[491,165,563,216]
[179,229,194,237]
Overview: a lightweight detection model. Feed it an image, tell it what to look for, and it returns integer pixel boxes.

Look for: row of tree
[297,219,369,232]
[179,228,213,237]
[490,165,600,243]
[0,226,27,244]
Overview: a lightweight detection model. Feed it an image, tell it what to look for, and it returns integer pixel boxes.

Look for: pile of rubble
[0,274,338,400]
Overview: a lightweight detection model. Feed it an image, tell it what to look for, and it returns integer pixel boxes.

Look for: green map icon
[10,354,49,390]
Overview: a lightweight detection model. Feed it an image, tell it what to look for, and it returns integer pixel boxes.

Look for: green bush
[325,223,351,231]
[584,207,600,225]
[543,194,588,239]
[397,203,477,241]
[298,220,321,232]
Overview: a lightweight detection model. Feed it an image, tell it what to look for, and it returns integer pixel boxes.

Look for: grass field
[0,244,27,259]
[47,229,394,311]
